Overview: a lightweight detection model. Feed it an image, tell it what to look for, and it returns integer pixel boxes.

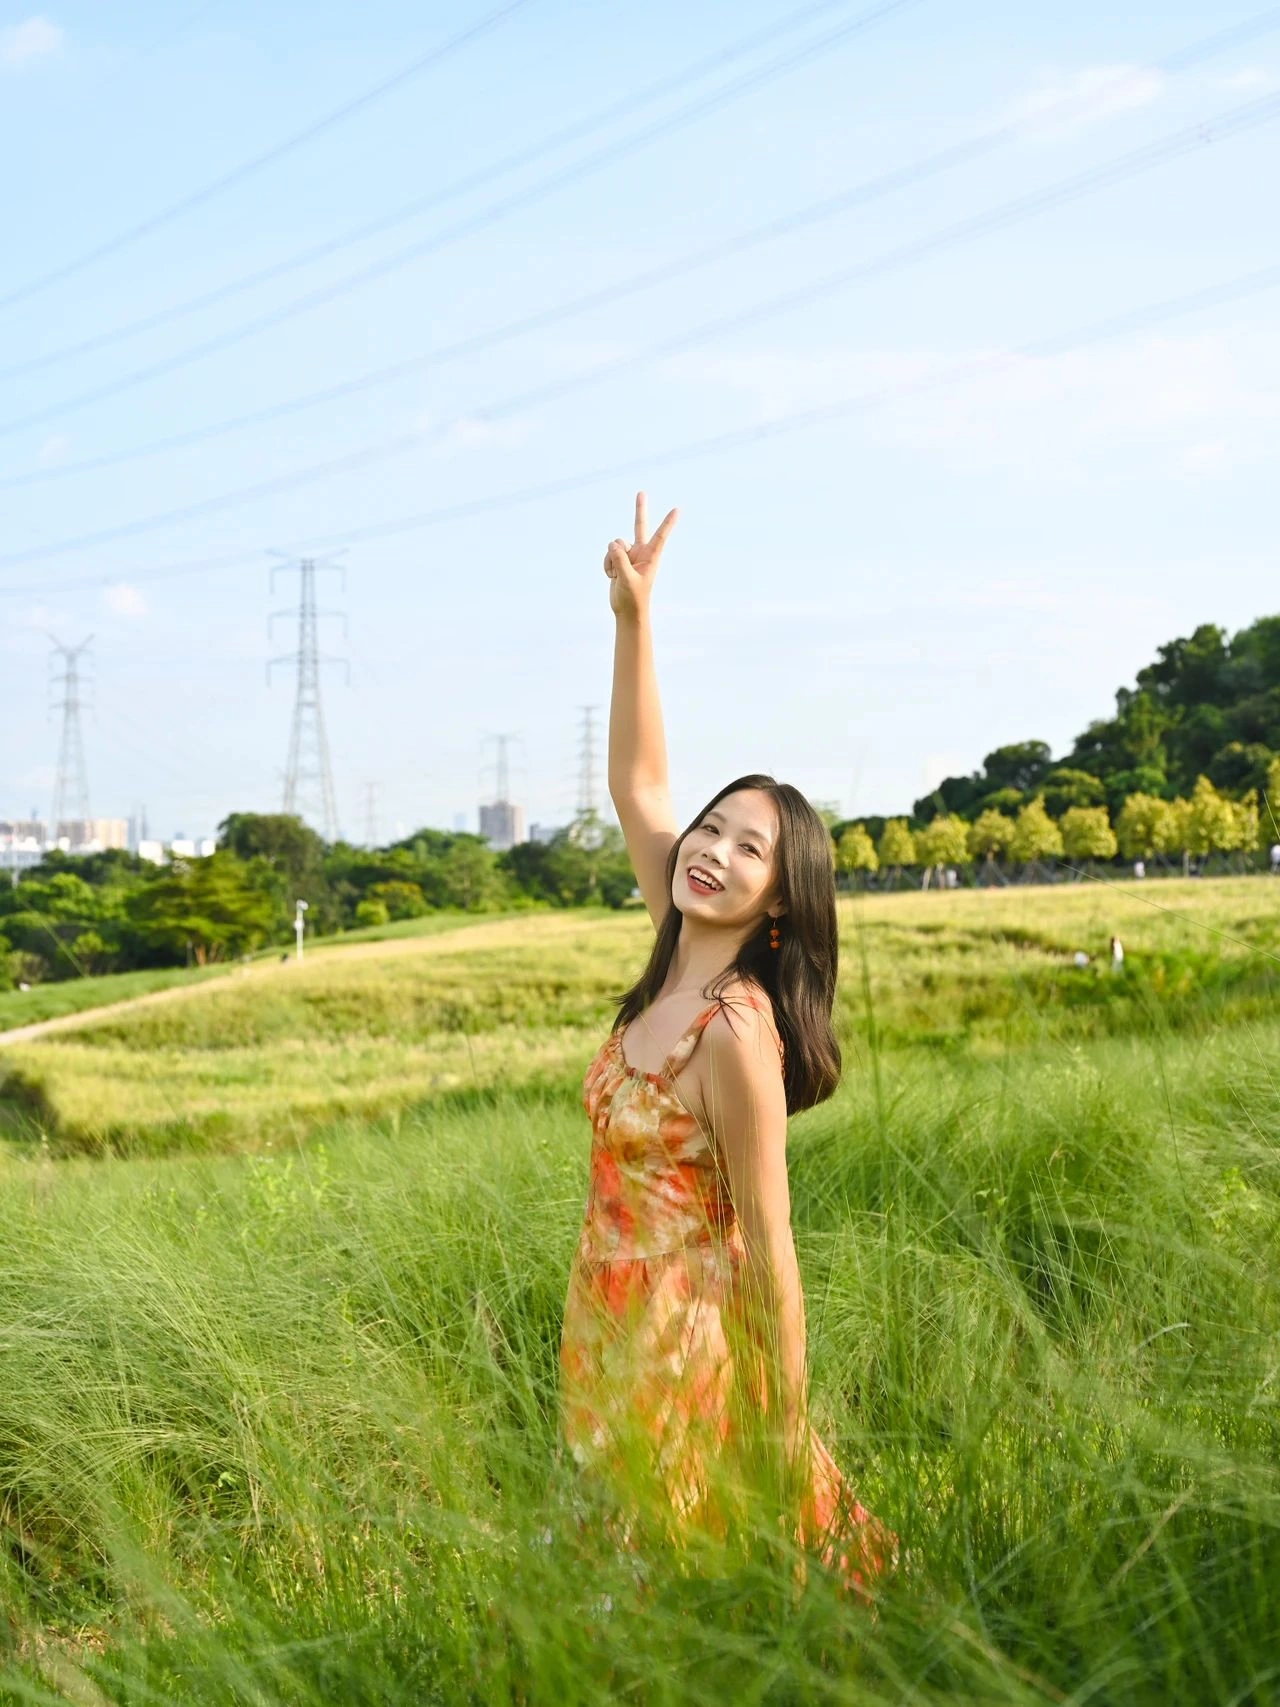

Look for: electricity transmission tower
[481,732,522,805]
[363,781,379,849]
[46,633,93,841]
[571,703,604,848]
[267,556,348,842]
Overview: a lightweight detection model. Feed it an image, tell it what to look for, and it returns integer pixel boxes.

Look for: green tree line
[0,810,636,988]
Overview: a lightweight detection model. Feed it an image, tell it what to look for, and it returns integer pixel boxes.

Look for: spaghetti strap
[666,991,784,1075]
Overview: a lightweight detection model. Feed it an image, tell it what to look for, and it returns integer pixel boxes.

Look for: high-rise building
[479,800,526,851]
[53,818,128,852]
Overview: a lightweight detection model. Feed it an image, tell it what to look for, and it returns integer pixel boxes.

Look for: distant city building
[53,817,129,852]
[169,838,218,859]
[138,840,167,866]
[479,800,526,852]
[0,820,47,875]
[527,822,564,845]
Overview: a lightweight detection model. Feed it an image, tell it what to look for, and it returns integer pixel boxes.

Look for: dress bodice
[577,994,784,1263]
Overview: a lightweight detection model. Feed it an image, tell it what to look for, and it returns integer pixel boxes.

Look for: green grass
[1,879,1278,1703]
[0,960,241,1034]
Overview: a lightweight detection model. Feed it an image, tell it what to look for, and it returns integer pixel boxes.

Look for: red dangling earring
[769,917,781,951]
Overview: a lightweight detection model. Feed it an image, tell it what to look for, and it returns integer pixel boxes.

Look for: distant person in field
[557,492,896,1599]
[1111,935,1125,970]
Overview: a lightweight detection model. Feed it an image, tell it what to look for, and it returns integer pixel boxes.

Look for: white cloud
[104,583,148,618]
[443,414,530,450]
[1006,64,1165,139]
[0,16,64,69]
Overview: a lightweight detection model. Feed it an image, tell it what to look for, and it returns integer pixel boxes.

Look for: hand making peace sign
[603,491,679,620]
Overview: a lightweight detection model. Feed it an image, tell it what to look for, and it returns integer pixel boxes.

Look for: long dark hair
[612,774,840,1114]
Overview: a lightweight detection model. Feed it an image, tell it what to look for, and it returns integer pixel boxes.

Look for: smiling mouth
[687,867,723,896]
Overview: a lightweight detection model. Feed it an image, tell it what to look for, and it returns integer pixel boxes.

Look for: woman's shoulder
[705,979,783,1062]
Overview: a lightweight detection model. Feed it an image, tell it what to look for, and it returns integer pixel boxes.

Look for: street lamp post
[294,898,309,963]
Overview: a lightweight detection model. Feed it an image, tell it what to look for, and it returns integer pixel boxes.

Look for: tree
[217,811,331,931]
[835,825,878,880]
[1115,793,1177,861]
[1228,792,1259,865]
[978,786,1025,814]
[915,815,969,884]
[1137,622,1229,710]
[1009,798,1063,870]
[438,838,505,911]
[1206,740,1275,797]
[1264,756,1280,849]
[354,898,390,929]
[367,880,427,920]
[967,810,1014,860]
[1059,806,1117,866]
[981,740,1053,795]
[877,820,917,877]
[1042,768,1106,816]
[1185,775,1237,863]
[124,852,276,965]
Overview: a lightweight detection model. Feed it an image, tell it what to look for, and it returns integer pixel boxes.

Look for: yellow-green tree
[1231,792,1259,861]
[835,825,878,880]
[1186,775,1237,861]
[1115,792,1176,861]
[916,815,970,879]
[1167,796,1194,874]
[877,819,917,873]
[1059,805,1118,864]
[967,809,1014,861]
[1262,756,1280,849]
[1009,798,1064,868]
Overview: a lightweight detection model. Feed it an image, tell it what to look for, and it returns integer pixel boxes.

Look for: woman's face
[673,788,783,931]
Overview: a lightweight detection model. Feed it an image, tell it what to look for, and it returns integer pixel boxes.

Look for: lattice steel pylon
[267,557,348,842]
[572,703,603,848]
[46,632,93,840]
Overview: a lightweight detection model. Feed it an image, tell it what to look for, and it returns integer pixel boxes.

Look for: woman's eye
[742,845,758,857]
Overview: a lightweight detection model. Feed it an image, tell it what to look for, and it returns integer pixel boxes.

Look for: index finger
[634,491,648,548]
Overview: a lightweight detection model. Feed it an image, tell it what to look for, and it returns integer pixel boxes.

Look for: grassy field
[1,877,1278,1703]
[0,906,533,1039]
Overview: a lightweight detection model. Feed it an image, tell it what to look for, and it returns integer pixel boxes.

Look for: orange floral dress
[559,993,896,1599]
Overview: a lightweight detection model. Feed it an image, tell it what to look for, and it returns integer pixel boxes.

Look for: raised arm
[604,492,681,929]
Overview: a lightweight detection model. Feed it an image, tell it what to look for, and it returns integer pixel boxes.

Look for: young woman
[558,493,896,1597]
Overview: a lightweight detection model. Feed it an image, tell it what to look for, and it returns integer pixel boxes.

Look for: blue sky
[2,0,1278,841]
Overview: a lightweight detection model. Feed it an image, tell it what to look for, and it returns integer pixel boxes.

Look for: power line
[181,257,1280,553]
[0,0,896,387]
[0,0,540,313]
[5,86,1280,569]
[2,253,1278,603]
[0,0,919,445]
[12,8,1278,494]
